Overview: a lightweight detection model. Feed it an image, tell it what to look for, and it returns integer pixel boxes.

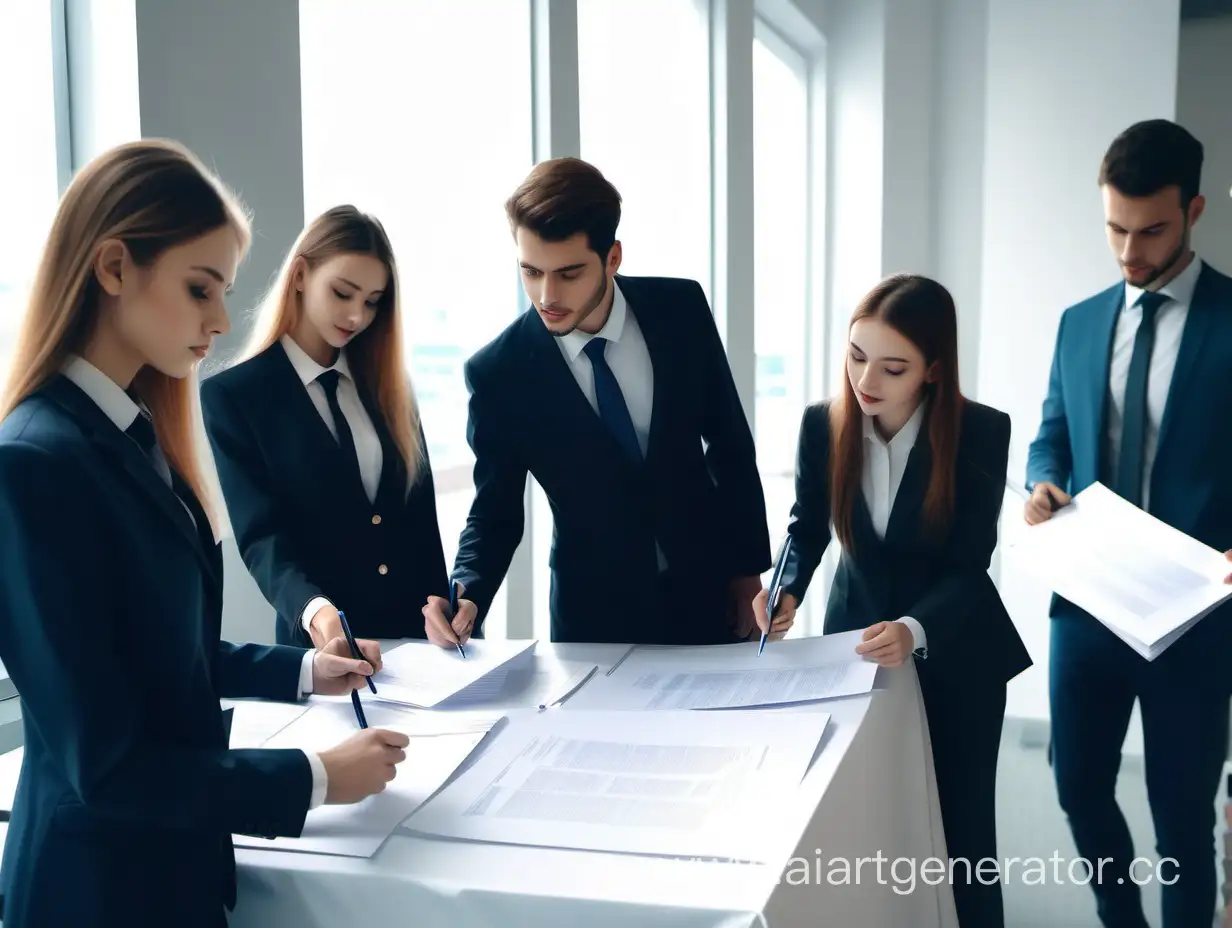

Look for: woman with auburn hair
[0,141,409,928]
[754,273,1031,928]
[201,205,447,648]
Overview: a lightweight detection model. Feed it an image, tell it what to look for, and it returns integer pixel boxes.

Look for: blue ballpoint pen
[759,534,794,656]
[448,580,467,659]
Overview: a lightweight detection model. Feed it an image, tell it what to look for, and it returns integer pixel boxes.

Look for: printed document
[372,638,536,708]
[232,701,498,858]
[403,708,828,862]
[1006,482,1232,659]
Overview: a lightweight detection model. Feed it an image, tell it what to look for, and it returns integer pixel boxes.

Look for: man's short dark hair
[504,158,621,258]
[1098,119,1204,207]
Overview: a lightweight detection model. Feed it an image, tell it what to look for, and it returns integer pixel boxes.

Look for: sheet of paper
[566,630,878,710]
[1005,482,1232,658]
[220,699,310,749]
[233,701,499,858]
[371,638,536,708]
[403,708,828,862]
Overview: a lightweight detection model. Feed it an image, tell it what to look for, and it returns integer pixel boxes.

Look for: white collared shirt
[861,402,928,654]
[279,334,383,503]
[554,280,665,569]
[61,354,326,809]
[1106,255,1203,511]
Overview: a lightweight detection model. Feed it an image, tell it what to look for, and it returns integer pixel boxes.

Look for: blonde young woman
[0,141,408,928]
[201,206,447,648]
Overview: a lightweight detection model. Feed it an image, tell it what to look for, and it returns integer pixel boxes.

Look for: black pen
[337,609,377,695]
[759,534,794,656]
[448,580,467,659]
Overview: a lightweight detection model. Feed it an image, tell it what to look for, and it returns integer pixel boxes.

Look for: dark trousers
[1050,614,1228,928]
[920,668,1007,928]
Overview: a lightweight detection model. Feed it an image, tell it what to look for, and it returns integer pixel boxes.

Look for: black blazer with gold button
[779,399,1032,685]
[0,375,311,928]
[201,342,448,645]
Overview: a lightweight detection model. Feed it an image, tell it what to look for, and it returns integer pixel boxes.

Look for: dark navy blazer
[452,275,772,644]
[201,342,448,645]
[0,375,312,928]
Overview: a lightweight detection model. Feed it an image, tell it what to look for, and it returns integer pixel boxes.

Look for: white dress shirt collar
[862,397,927,452]
[60,355,143,432]
[280,333,355,385]
[558,279,629,363]
[1123,253,1203,311]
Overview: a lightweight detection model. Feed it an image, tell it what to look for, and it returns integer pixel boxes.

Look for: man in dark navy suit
[424,158,770,646]
[1026,120,1232,928]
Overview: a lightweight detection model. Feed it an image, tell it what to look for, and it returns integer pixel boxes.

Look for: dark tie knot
[125,410,156,455]
[582,337,610,365]
[316,368,342,395]
[1135,291,1169,321]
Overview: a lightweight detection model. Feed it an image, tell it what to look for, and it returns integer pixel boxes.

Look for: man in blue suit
[1026,119,1232,928]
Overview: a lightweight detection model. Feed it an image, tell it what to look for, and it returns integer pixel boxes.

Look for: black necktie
[125,409,157,457]
[316,369,364,490]
[582,337,642,462]
[1114,290,1169,508]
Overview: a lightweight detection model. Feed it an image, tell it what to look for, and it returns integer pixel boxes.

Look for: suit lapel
[619,277,665,463]
[1157,265,1216,453]
[265,343,371,510]
[45,376,217,582]
[1083,286,1123,479]
[526,310,640,469]
[885,434,932,545]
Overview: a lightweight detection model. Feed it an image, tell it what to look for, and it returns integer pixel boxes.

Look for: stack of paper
[371,639,536,708]
[220,699,309,749]
[402,708,828,863]
[565,630,878,710]
[1006,482,1232,659]
[233,701,500,858]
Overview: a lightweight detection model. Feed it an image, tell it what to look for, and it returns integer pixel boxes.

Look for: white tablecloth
[0,642,958,927]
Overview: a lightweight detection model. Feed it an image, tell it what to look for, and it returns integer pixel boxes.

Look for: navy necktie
[125,409,156,457]
[1114,290,1169,508]
[582,337,642,462]
[316,369,364,489]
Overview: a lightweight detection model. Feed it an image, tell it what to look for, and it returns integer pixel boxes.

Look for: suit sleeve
[690,283,772,577]
[780,403,833,601]
[905,410,1011,655]
[214,640,309,700]
[201,377,327,640]
[1026,311,1073,490]
[0,441,311,838]
[451,358,528,625]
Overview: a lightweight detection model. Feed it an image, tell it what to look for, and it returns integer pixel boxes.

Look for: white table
[0,642,958,927]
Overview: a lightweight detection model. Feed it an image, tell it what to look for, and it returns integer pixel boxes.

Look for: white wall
[1177,15,1232,268]
[975,0,1180,736]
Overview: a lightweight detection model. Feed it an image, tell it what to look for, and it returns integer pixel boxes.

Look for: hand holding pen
[1023,481,1071,525]
[422,581,477,653]
[757,534,796,654]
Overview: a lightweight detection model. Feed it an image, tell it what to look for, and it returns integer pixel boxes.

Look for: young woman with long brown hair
[201,206,447,648]
[754,273,1031,928]
[0,142,408,928]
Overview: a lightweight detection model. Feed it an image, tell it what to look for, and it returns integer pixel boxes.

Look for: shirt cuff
[298,649,316,698]
[301,596,333,633]
[303,750,328,810]
[896,616,928,657]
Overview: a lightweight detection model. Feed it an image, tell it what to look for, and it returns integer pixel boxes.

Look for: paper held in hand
[1005,481,1232,659]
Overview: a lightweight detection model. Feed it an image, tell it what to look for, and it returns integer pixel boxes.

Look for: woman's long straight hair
[0,139,251,533]
[829,273,965,550]
[239,206,424,486]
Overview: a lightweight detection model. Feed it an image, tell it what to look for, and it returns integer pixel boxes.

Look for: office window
[753,28,811,629]
[529,0,714,636]
[0,2,61,373]
[300,0,534,637]
[575,0,712,290]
